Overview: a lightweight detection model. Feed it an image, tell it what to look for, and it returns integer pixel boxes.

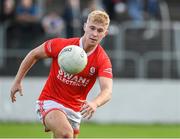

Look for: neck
[81,36,97,53]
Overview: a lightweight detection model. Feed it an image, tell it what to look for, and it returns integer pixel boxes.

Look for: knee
[54,127,74,138]
[62,130,74,138]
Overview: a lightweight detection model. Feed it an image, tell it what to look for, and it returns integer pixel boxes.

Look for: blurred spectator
[13,0,43,48]
[102,0,126,21]
[127,0,144,26]
[43,0,65,14]
[0,0,17,49]
[144,0,160,20]
[0,0,16,23]
[143,0,160,39]
[82,0,103,23]
[63,0,81,37]
[41,11,65,38]
[0,0,2,19]
[16,0,39,24]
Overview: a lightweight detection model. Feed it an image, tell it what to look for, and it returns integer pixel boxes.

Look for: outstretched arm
[80,77,112,119]
[10,43,48,103]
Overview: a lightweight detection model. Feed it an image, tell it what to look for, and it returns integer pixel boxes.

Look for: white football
[58,45,88,74]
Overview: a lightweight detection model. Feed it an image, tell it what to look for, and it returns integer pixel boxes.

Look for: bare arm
[80,77,112,119]
[10,43,48,102]
[92,77,112,107]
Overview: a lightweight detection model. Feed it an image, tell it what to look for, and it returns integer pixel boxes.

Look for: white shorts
[35,100,82,134]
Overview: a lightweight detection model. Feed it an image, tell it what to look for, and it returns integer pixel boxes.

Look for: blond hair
[87,10,110,29]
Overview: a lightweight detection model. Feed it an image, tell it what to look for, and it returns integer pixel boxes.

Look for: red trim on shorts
[39,105,67,132]
[74,129,80,135]
[38,101,80,134]
[38,101,46,117]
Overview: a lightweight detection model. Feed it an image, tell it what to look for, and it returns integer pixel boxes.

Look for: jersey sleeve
[44,38,64,58]
[98,54,113,78]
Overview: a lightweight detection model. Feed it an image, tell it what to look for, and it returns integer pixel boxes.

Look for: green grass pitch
[0,122,179,138]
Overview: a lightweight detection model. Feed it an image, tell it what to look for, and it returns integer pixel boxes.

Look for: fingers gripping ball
[58,45,88,74]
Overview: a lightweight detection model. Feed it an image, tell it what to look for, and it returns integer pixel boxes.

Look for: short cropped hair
[87,10,110,29]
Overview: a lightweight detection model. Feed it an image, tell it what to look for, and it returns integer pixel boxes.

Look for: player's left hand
[80,101,97,119]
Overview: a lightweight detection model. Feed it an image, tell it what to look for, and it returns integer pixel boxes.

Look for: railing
[106,20,180,79]
[0,23,7,68]
[1,20,180,79]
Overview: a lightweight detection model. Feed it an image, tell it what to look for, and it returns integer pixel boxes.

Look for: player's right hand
[10,82,23,103]
[80,100,97,120]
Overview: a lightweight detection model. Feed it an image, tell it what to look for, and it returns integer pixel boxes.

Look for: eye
[97,28,104,33]
[89,26,95,30]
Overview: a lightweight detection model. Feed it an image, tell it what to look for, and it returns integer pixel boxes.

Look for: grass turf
[0,122,179,138]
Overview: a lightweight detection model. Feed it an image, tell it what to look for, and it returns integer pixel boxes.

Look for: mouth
[89,38,97,42]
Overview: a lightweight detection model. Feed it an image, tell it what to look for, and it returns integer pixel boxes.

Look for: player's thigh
[44,109,73,133]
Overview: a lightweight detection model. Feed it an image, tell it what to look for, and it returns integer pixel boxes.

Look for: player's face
[84,20,108,46]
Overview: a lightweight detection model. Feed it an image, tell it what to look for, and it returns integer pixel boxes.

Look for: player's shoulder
[48,37,80,44]
[44,37,80,50]
[53,37,80,46]
[96,44,109,57]
[66,37,80,42]
[97,44,104,51]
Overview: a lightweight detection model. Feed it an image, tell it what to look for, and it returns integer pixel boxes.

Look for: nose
[92,30,98,36]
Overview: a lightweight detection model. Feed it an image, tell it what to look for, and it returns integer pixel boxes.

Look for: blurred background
[0,0,180,138]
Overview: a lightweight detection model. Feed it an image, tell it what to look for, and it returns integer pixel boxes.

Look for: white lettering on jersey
[57,69,90,87]
[71,76,78,82]
[63,72,74,79]
[78,76,87,84]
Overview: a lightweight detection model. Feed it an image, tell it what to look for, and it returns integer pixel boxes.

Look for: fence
[0,20,180,78]
[106,21,180,79]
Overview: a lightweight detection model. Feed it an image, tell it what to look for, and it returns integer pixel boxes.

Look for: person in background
[14,0,43,48]
[63,0,81,37]
[0,0,15,23]
[41,11,65,38]
[10,10,113,138]
[0,0,17,49]
[102,0,126,21]
[127,0,144,26]
[16,0,39,24]
[82,0,103,23]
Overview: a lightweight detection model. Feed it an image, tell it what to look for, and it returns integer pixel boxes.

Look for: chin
[90,42,97,46]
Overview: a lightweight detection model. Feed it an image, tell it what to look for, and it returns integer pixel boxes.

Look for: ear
[83,23,87,31]
[104,30,108,36]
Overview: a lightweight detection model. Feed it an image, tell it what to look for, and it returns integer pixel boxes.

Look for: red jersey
[38,37,113,111]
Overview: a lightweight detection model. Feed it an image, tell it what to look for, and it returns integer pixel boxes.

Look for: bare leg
[44,110,74,138]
